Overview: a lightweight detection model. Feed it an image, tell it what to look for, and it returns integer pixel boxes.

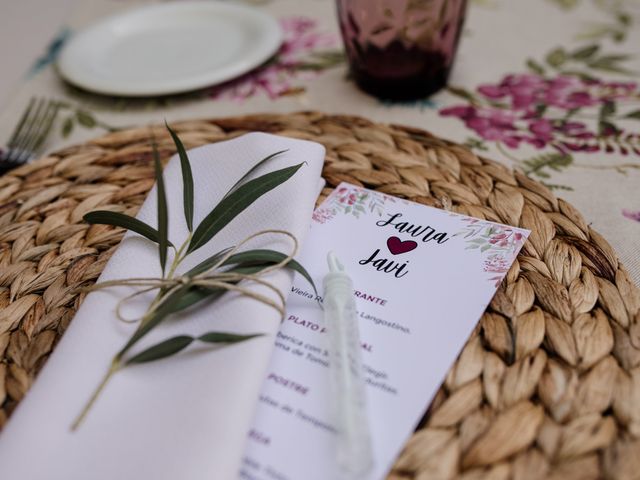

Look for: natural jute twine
[80,229,299,324]
[0,112,638,479]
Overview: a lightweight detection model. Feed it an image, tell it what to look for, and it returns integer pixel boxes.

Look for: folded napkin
[0,133,325,480]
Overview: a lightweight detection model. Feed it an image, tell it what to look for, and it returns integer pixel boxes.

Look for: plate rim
[56,1,283,97]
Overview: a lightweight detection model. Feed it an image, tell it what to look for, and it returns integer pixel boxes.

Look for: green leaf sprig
[72,125,316,430]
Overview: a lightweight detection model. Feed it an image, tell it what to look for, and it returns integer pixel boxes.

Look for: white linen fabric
[0,132,325,480]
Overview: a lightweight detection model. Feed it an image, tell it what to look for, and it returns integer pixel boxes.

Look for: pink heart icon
[386,236,417,255]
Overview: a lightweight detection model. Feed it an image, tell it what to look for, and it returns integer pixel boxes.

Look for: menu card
[239,183,530,480]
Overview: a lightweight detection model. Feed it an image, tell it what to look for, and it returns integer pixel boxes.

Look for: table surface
[0,0,75,109]
[0,0,639,286]
[0,2,639,478]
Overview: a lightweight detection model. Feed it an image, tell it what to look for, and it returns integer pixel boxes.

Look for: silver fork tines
[1,97,60,172]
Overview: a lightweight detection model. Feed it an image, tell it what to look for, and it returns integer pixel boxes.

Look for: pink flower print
[528,118,554,147]
[278,16,336,63]
[440,105,474,118]
[533,76,593,109]
[478,74,547,110]
[547,90,598,110]
[559,141,586,152]
[599,80,637,100]
[547,75,584,92]
[474,74,638,116]
[466,115,518,146]
[600,122,621,137]
[441,71,640,161]
[337,192,358,205]
[442,106,524,147]
[604,81,636,90]
[209,16,340,101]
[622,209,640,222]
[489,233,507,244]
[476,84,504,99]
[483,254,510,274]
[502,74,547,89]
[558,121,593,138]
[279,16,315,36]
[507,76,547,110]
[477,74,604,111]
[312,208,335,224]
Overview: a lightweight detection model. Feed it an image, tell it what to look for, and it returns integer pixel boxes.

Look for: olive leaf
[118,284,192,357]
[126,332,261,365]
[616,12,631,26]
[118,259,280,355]
[521,152,573,179]
[185,246,235,277]
[83,210,173,247]
[545,47,567,68]
[176,254,316,315]
[166,122,194,231]
[126,335,193,364]
[224,150,288,200]
[526,58,545,75]
[152,141,169,275]
[558,70,598,82]
[446,86,478,105]
[624,110,640,120]
[599,101,616,119]
[570,44,599,60]
[166,286,228,314]
[76,110,97,128]
[61,116,74,138]
[187,162,304,253]
[169,254,317,318]
[598,119,620,135]
[587,56,635,75]
[186,247,314,289]
[198,332,261,343]
[221,249,317,296]
[295,51,345,71]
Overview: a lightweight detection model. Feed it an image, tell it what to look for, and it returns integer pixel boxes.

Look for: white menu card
[240,182,530,480]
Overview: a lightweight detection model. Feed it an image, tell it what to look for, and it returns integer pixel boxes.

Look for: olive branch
[72,124,316,430]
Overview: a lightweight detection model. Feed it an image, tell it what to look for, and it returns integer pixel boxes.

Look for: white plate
[57,1,282,97]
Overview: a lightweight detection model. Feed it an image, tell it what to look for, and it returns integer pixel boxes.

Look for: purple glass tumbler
[337,0,467,100]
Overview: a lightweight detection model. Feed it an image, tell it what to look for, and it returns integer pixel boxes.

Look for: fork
[0,97,61,174]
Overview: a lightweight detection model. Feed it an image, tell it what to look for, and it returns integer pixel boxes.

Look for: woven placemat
[0,112,638,479]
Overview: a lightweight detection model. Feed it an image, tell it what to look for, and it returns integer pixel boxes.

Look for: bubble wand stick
[323,252,374,478]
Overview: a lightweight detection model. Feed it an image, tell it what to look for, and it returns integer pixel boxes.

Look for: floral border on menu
[313,183,528,285]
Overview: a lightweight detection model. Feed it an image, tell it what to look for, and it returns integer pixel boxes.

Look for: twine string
[81,230,299,323]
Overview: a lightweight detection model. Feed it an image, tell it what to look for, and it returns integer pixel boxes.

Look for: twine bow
[81,229,299,324]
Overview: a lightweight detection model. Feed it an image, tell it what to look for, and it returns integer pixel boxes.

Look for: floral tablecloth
[0,0,638,284]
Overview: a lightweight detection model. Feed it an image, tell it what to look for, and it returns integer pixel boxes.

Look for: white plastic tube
[323,252,374,479]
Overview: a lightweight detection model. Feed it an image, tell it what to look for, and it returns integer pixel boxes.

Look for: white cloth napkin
[0,133,325,480]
